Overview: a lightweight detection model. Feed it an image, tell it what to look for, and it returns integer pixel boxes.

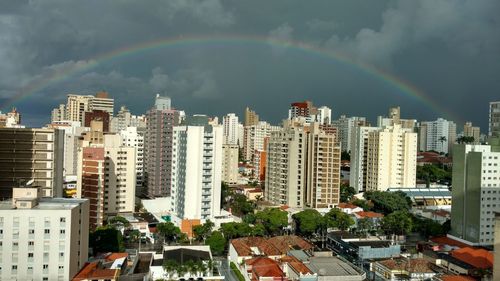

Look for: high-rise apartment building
[48,121,88,177]
[489,101,500,137]
[120,126,146,195]
[170,115,222,220]
[349,126,380,193]
[463,122,481,144]
[51,104,66,123]
[317,106,332,125]
[377,106,416,130]
[244,107,259,126]
[419,118,456,154]
[0,187,89,281]
[243,121,280,162]
[110,105,147,133]
[365,124,417,191]
[332,115,368,152]
[222,144,239,185]
[145,95,180,197]
[0,128,64,198]
[66,94,93,123]
[84,110,110,132]
[265,120,341,208]
[450,138,500,246]
[90,91,114,115]
[222,113,239,145]
[77,124,136,229]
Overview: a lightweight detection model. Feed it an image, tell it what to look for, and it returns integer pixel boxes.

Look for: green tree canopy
[292,209,324,237]
[364,191,411,215]
[255,208,288,235]
[413,216,447,238]
[157,222,181,245]
[193,220,214,242]
[229,193,256,217]
[206,231,226,256]
[381,211,413,235]
[90,226,125,253]
[324,208,355,231]
[340,184,356,203]
[108,216,130,228]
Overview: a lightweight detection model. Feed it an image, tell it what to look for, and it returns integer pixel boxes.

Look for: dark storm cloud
[0,0,499,130]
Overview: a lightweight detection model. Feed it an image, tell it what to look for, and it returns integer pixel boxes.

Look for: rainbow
[1,34,453,119]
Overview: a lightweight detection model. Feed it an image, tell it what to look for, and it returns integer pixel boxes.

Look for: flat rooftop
[0,197,87,210]
[306,256,362,277]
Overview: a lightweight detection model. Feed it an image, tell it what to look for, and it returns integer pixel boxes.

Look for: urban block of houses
[372,258,437,281]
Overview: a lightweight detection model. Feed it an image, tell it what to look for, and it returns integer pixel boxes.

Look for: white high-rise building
[349,126,380,193]
[110,106,146,133]
[243,121,280,161]
[419,118,453,154]
[120,126,146,193]
[237,123,244,148]
[90,91,114,115]
[222,144,239,185]
[332,115,368,152]
[170,115,222,220]
[66,94,93,123]
[316,106,332,125]
[51,104,66,122]
[48,121,88,176]
[222,113,239,145]
[0,187,89,281]
[365,124,417,191]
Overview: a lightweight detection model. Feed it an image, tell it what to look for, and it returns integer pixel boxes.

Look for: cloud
[323,0,500,65]
[268,23,294,55]
[306,19,338,33]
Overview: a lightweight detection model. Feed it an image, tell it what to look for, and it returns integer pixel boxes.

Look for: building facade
[0,187,89,281]
[489,101,500,137]
[222,144,239,185]
[0,128,64,198]
[365,124,417,191]
[349,126,380,193]
[419,118,456,154]
[450,138,500,245]
[222,113,239,145]
[332,115,368,152]
[144,95,180,197]
[463,122,481,144]
[169,115,223,220]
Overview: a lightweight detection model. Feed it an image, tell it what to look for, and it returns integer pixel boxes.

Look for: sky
[0,0,499,130]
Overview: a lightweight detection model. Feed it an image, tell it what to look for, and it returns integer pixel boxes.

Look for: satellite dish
[26,179,35,186]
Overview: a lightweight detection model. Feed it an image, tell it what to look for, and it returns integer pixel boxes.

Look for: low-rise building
[327,232,401,263]
[373,258,436,281]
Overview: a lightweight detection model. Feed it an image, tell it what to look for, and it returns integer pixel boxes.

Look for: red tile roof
[430,236,470,249]
[72,262,119,281]
[266,235,314,254]
[105,253,128,262]
[355,211,384,218]
[337,203,360,209]
[246,257,286,281]
[432,210,451,217]
[451,247,493,269]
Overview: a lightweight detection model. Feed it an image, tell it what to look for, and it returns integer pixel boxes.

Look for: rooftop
[338,203,361,209]
[377,258,434,273]
[231,235,313,257]
[246,257,285,280]
[0,197,87,210]
[451,247,493,269]
[387,187,451,198]
[355,211,384,218]
[430,236,470,249]
[306,256,361,276]
[439,275,476,281]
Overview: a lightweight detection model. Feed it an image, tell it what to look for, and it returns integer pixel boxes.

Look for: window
[43,264,49,269]
[44,229,50,234]
[29,229,35,234]
[28,253,34,258]
[60,218,66,223]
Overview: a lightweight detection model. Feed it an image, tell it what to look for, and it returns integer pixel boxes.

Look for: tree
[324,208,354,231]
[324,209,354,231]
[352,199,371,211]
[381,211,413,235]
[413,216,447,238]
[163,259,178,279]
[157,222,181,245]
[90,226,125,253]
[366,191,411,215]
[438,136,447,153]
[251,224,266,237]
[457,136,475,144]
[206,231,226,256]
[243,213,257,224]
[340,184,356,203]
[341,151,350,161]
[292,209,324,237]
[108,216,130,229]
[229,194,256,217]
[220,222,252,239]
[255,208,288,235]
[221,182,231,209]
[193,220,214,242]
[356,218,374,237]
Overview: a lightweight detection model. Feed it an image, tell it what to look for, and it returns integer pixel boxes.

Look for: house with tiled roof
[451,247,493,270]
[337,203,363,214]
[244,257,288,281]
[373,258,437,281]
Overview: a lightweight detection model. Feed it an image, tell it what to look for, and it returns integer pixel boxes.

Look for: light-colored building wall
[120,126,145,194]
[349,126,380,193]
[222,144,239,185]
[450,138,500,245]
[170,116,222,220]
[332,115,368,153]
[365,124,417,192]
[243,122,280,162]
[223,113,239,145]
[490,101,500,137]
[66,94,93,123]
[0,188,89,281]
[463,122,481,144]
[420,118,452,154]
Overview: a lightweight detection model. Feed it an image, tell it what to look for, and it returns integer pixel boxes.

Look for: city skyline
[0,1,499,129]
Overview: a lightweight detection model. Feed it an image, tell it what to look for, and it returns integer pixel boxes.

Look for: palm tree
[197,261,207,277]
[162,260,178,279]
[438,136,447,153]
[184,260,197,277]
